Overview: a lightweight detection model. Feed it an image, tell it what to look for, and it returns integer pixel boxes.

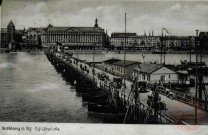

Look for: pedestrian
[168,91,174,100]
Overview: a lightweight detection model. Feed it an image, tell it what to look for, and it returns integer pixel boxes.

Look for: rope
[144,84,158,123]
[123,87,134,123]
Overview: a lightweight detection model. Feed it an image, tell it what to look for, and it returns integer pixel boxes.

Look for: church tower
[7,20,15,46]
[94,18,98,27]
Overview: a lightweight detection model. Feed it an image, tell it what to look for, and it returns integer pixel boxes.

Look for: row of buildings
[0,21,24,49]
[1,19,208,50]
[101,58,187,85]
[110,32,196,50]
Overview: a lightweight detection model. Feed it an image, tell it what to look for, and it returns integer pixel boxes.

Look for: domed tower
[7,20,15,45]
[94,18,98,27]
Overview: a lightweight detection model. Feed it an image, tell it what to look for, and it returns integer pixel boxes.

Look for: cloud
[171,3,182,11]
[1,1,208,36]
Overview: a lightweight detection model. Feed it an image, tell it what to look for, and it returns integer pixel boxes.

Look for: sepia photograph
[0,0,208,134]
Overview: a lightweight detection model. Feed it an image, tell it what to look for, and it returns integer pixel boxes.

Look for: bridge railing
[147,83,208,111]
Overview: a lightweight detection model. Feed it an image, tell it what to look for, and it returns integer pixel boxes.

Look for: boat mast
[161,29,163,64]
[124,13,127,102]
[164,35,166,65]
[93,24,95,85]
[189,38,192,62]
[200,33,203,63]
[76,32,79,75]
[195,30,199,124]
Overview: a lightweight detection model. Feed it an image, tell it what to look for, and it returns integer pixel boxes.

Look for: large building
[161,36,195,50]
[41,19,109,49]
[110,33,139,47]
[142,31,160,48]
[24,27,43,48]
[110,32,160,50]
[1,28,7,48]
[1,21,15,48]
[0,21,24,49]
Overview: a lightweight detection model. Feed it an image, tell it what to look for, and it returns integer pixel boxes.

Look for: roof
[28,27,43,31]
[103,59,121,64]
[177,70,188,75]
[139,63,164,74]
[1,28,7,33]
[45,26,104,33]
[8,21,15,27]
[15,30,24,34]
[46,27,69,31]
[112,60,140,67]
[111,32,138,38]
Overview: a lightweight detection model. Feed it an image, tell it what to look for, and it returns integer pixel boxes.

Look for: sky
[1,0,208,36]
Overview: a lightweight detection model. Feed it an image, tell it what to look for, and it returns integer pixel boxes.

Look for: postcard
[0,0,208,135]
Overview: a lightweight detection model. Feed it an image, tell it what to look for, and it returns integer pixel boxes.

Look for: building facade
[0,21,24,49]
[133,63,178,84]
[110,33,139,47]
[0,21,15,48]
[199,32,208,50]
[25,27,42,48]
[110,32,160,49]
[41,19,108,49]
[161,36,195,50]
[111,60,140,76]
[0,28,7,48]
[102,58,121,70]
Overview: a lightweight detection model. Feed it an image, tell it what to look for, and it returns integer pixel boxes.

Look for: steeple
[8,20,15,27]
[94,18,98,27]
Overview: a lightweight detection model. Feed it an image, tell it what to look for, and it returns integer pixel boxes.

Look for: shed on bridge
[133,63,178,84]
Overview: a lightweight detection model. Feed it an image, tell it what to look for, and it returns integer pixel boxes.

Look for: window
[169,75,171,79]
[147,75,150,81]
[142,74,145,80]
[160,75,165,82]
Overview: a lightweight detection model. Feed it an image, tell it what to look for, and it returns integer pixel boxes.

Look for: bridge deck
[50,52,208,125]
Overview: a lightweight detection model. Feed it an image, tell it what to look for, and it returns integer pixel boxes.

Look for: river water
[0,52,207,123]
[75,52,208,65]
[0,52,102,123]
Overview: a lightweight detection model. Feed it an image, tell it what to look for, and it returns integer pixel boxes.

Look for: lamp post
[195,30,199,124]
